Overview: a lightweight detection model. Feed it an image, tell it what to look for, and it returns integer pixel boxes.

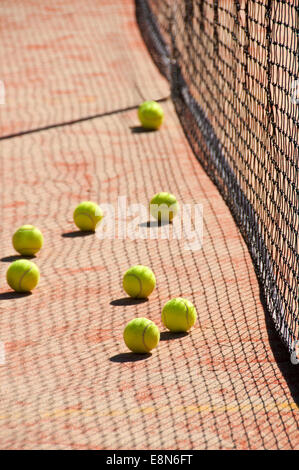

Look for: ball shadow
[1,254,36,263]
[61,230,94,238]
[139,220,171,228]
[110,297,148,306]
[110,352,152,363]
[160,331,189,341]
[130,126,157,134]
[0,291,32,300]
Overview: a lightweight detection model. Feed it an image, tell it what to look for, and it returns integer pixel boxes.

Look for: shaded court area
[0,0,298,449]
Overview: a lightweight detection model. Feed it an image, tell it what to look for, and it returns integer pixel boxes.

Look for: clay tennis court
[0,0,298,450]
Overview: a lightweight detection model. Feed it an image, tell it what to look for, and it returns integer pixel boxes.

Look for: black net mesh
[136,0,299,353]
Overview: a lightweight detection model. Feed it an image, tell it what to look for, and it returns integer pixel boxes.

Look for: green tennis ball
[150,192,179,222]
[162,298,197,332]
[123,265,156,299]
[6,259,40,292]
[12,225,44,256]
[73,201,103,232]
[123,317,160,353]
[138,101,164,130]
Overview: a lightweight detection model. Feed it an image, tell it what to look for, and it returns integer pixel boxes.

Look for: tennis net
[136,0,299,353]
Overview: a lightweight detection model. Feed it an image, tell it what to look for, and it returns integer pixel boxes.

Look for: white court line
[0,342,5,365]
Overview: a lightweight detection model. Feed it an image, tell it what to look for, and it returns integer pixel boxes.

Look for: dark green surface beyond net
[136,0,299,353]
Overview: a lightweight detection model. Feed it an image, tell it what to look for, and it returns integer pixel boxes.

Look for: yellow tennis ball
[123,317,160,353]
[138,101,164,130]
[6,259,40,292]
[123,265,156,299]
[150,192,179,222]
[12,225,43,256]
[73,201,103,231]
[162,298,197,332]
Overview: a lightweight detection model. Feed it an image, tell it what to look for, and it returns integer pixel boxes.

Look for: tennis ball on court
[6,259,40,292]
[123,265,156,299]
[123,317,160,353]
[73,201,103,231]
[162,298,197,332]
[138,101,164,130]
[12,225,43,256]
[150,192,179,222]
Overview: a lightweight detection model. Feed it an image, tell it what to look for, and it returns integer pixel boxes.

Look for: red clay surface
[0,0,298,449]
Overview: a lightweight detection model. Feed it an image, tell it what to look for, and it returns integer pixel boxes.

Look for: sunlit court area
[0,0,298,451]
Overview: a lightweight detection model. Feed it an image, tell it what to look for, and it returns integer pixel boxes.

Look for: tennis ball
[123,265,156,299]
[138,101,164,130]
[12,225,43,256]
[6,259,40,292]
[123,317,160,353]
[150,192,179,222]
[162,298,197,332]
[73,201,103,231]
